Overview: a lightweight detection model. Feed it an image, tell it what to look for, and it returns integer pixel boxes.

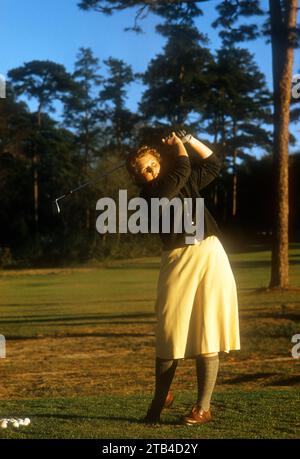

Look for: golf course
[0,245,300,439]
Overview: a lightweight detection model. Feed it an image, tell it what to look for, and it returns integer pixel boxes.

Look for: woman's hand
[162,131,183,146]
[162,131,188,157]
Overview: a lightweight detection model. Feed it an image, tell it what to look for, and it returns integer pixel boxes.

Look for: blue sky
[1,0,299,152]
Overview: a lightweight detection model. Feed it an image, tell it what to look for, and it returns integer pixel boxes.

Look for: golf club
[53,127,186,214]
[54,162,126,214]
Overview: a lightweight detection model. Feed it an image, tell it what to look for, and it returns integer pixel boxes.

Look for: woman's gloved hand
[174,130,193,144]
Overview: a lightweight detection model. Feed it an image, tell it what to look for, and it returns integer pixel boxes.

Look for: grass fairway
[0,246,300,439]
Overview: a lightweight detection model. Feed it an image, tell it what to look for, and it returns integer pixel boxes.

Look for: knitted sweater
[140,152,221,250]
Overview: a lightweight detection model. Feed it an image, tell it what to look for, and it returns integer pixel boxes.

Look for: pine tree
[8,61,73,230]
[78,0,204,32]
[99,57,137,155]
[140,23,213,126]
[213,0,299,288]
[202,46,272,217]
[64,47,103,170]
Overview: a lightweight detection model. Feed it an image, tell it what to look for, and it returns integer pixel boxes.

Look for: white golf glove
[175,129,193,144]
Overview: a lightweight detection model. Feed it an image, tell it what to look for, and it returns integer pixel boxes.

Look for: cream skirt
[155,236,240,359]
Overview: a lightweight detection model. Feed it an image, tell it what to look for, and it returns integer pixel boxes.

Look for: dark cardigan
[140,153,221,250]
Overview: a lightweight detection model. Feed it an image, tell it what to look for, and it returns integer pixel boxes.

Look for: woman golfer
[126,131,240,425]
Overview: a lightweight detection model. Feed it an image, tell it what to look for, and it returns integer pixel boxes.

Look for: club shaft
[54,162,125,210]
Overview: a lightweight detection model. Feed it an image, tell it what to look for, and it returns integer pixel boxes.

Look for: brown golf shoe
[182,405,212,426]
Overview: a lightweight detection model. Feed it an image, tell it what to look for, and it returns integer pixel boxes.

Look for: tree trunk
[232,120,238,217]
[213,120,218,207]
[33,110,42,229]
[33,153,39,227]
[85,125,91,231]
[232,149,237,217]
[269,0,298,288]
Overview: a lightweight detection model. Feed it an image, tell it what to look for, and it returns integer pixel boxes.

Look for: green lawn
[0,245,300,439]
[0,391,299,439]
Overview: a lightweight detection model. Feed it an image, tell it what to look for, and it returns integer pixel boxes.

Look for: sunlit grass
[0,244,299,438]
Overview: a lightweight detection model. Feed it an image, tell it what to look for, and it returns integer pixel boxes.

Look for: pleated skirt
[155,236,240,359]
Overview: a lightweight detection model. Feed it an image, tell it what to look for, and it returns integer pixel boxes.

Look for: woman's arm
[175,130,220,190]
[144,132,191,199]
[188,136,213,159]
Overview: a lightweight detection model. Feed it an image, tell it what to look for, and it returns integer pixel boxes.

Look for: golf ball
[1,420,8,429]
[13,421,19,428]
[24,418,30,426]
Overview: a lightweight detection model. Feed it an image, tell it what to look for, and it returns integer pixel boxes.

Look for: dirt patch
[1,322,299,400]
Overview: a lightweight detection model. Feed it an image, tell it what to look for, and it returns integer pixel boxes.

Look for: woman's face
[136,153,161,183]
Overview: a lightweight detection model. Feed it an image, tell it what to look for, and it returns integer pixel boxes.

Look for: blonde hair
[126,146,161,185]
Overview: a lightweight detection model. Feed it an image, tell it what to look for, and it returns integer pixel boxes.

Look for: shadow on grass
[265,375,300,386]
[0,312,155,325]
[225,242,300,254]
[61,331,155,338]
[223,372,275,384]
[30,413,139,423]
[7,330,155,340]
[30,412,193,427]
[106,263,160,270]
[231,260,300,269]
[289,243,300,250]
[1,298,155,309]
[240,311,300,321]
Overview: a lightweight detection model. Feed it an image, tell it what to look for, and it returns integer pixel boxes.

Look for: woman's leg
[182,352,219,425]
[144,357,178,422]
[196,352,219,411]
